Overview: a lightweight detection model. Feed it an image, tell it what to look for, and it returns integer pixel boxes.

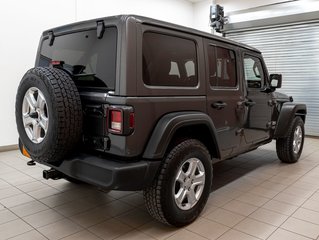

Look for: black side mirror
[270,74,282,88]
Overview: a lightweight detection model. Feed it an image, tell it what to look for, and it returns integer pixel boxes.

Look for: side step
[43,168,63,180]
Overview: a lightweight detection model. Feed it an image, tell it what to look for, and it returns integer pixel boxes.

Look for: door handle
[244,100,256,107]
[211,101,227,110]
[237,99,256,107]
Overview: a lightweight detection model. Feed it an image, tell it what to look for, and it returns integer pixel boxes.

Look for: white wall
[0,0,193,147]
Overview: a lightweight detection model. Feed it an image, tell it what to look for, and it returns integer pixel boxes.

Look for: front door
[205,41,244,158]
[242,53,274,144]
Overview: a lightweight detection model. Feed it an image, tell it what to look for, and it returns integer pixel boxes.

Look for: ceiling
[186,0,208,3]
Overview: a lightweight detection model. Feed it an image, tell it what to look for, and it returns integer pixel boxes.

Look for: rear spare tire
[15,67,82,163]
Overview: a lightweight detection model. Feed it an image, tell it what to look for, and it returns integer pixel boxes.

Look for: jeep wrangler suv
[15,15,307,226]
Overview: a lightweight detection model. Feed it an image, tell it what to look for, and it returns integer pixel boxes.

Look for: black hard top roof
[44,14,260,53]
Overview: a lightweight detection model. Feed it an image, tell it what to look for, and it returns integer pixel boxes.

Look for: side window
[208,46,237,88]
[244,56,265,89]
[143,32,198,87]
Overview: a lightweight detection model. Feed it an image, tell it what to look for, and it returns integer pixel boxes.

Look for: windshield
[38,27,117,90]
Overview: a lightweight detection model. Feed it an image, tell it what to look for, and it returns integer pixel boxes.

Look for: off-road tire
[276,116,304,163]
[15,67,82,163]
[143,139,212,227]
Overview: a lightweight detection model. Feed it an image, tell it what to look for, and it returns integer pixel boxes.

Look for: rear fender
[142,112,221,159]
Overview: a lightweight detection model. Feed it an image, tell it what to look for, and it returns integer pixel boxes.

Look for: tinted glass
[208,46,237,88]
[143,32,198,87]
[244,56,264,89]
[39,27,117,89]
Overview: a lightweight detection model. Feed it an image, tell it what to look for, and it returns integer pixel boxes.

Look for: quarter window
[143,32,198,87]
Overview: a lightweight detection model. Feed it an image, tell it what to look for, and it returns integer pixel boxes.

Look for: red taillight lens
[129,112,135,129]
[110,110,122,133]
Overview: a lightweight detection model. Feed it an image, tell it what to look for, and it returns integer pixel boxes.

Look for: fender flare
[274,102,307,138]
[142,111,221,159]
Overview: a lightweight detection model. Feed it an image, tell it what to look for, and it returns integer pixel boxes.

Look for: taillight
[110,110,122,133]
[108,106,134,135]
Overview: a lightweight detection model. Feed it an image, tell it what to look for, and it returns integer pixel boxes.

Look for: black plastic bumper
[45,153,161,190]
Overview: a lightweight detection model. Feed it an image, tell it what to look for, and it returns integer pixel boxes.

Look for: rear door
[204,40,244,158]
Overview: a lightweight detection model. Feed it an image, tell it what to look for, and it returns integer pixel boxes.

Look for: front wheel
[276,116,305,163]
[143,139,212,227]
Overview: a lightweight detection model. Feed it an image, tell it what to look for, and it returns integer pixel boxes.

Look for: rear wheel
[276,116,304,163]
[143,139,212,227]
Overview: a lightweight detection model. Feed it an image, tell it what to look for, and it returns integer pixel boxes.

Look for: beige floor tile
[120,192,144,207]
[281,217,319,239]
[205,208,245,227]
[88,218,132,240]
[0,209,18,225]
[69,205,112,228]
[236,192,269,207]
[186,218,229,240]
[38,218,83,240]
[259,181,287,192]
[206,193,232,208]
[0,187,22,200]
[39,192,73,208]
[302,199,319,212]
[248,186,279,199]
[116,208,153,228]
[138,220,179,240]
[61,230,101,240]
[23,209,65,228]
[10,200,49,217]
[217,229,260,240]
[234,218,276,239]
[106,190,136,199]
[249,208,288,226]
[0,219,32,240]
[267,228,312,240]
[262,199,298,215]
[0,193,34,208]
[166,229,207,240]
[115,230,155,240]
[222,200,258,216]
[16,181,48,193]
[293,207,319,224]
[8,230,47,240]
[282,186,315,199]
[53,199,96,217]
[273,192,308,206]
[28,187,60,199]
[101,200,133,217]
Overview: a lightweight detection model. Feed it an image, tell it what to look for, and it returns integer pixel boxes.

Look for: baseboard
[0,144,19,152]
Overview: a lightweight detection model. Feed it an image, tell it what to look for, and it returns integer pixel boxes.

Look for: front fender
[274,103,307,138]
[142,111,220,159]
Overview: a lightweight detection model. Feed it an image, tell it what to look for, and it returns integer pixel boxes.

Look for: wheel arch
[142,111,221,160]
[274,102,307,138]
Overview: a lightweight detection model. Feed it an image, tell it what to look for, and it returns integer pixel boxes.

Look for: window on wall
[244,56,265,89]
[208,46,237,88]
[143,32,198,87]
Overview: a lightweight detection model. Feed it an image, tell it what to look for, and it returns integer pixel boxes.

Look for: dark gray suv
[15,15,307,226]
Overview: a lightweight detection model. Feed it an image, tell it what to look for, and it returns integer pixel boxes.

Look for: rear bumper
[44,153,161,190]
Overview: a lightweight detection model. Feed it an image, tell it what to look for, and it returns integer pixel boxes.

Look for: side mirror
[270,74,282,88]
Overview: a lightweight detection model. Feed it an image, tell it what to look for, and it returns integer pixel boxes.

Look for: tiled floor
[0,138,319,240]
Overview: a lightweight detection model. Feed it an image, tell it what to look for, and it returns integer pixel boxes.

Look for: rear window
[39,27,117,90]
[143,32,198,87]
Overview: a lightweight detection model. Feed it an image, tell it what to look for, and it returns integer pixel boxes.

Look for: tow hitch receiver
[43,168,63,180]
